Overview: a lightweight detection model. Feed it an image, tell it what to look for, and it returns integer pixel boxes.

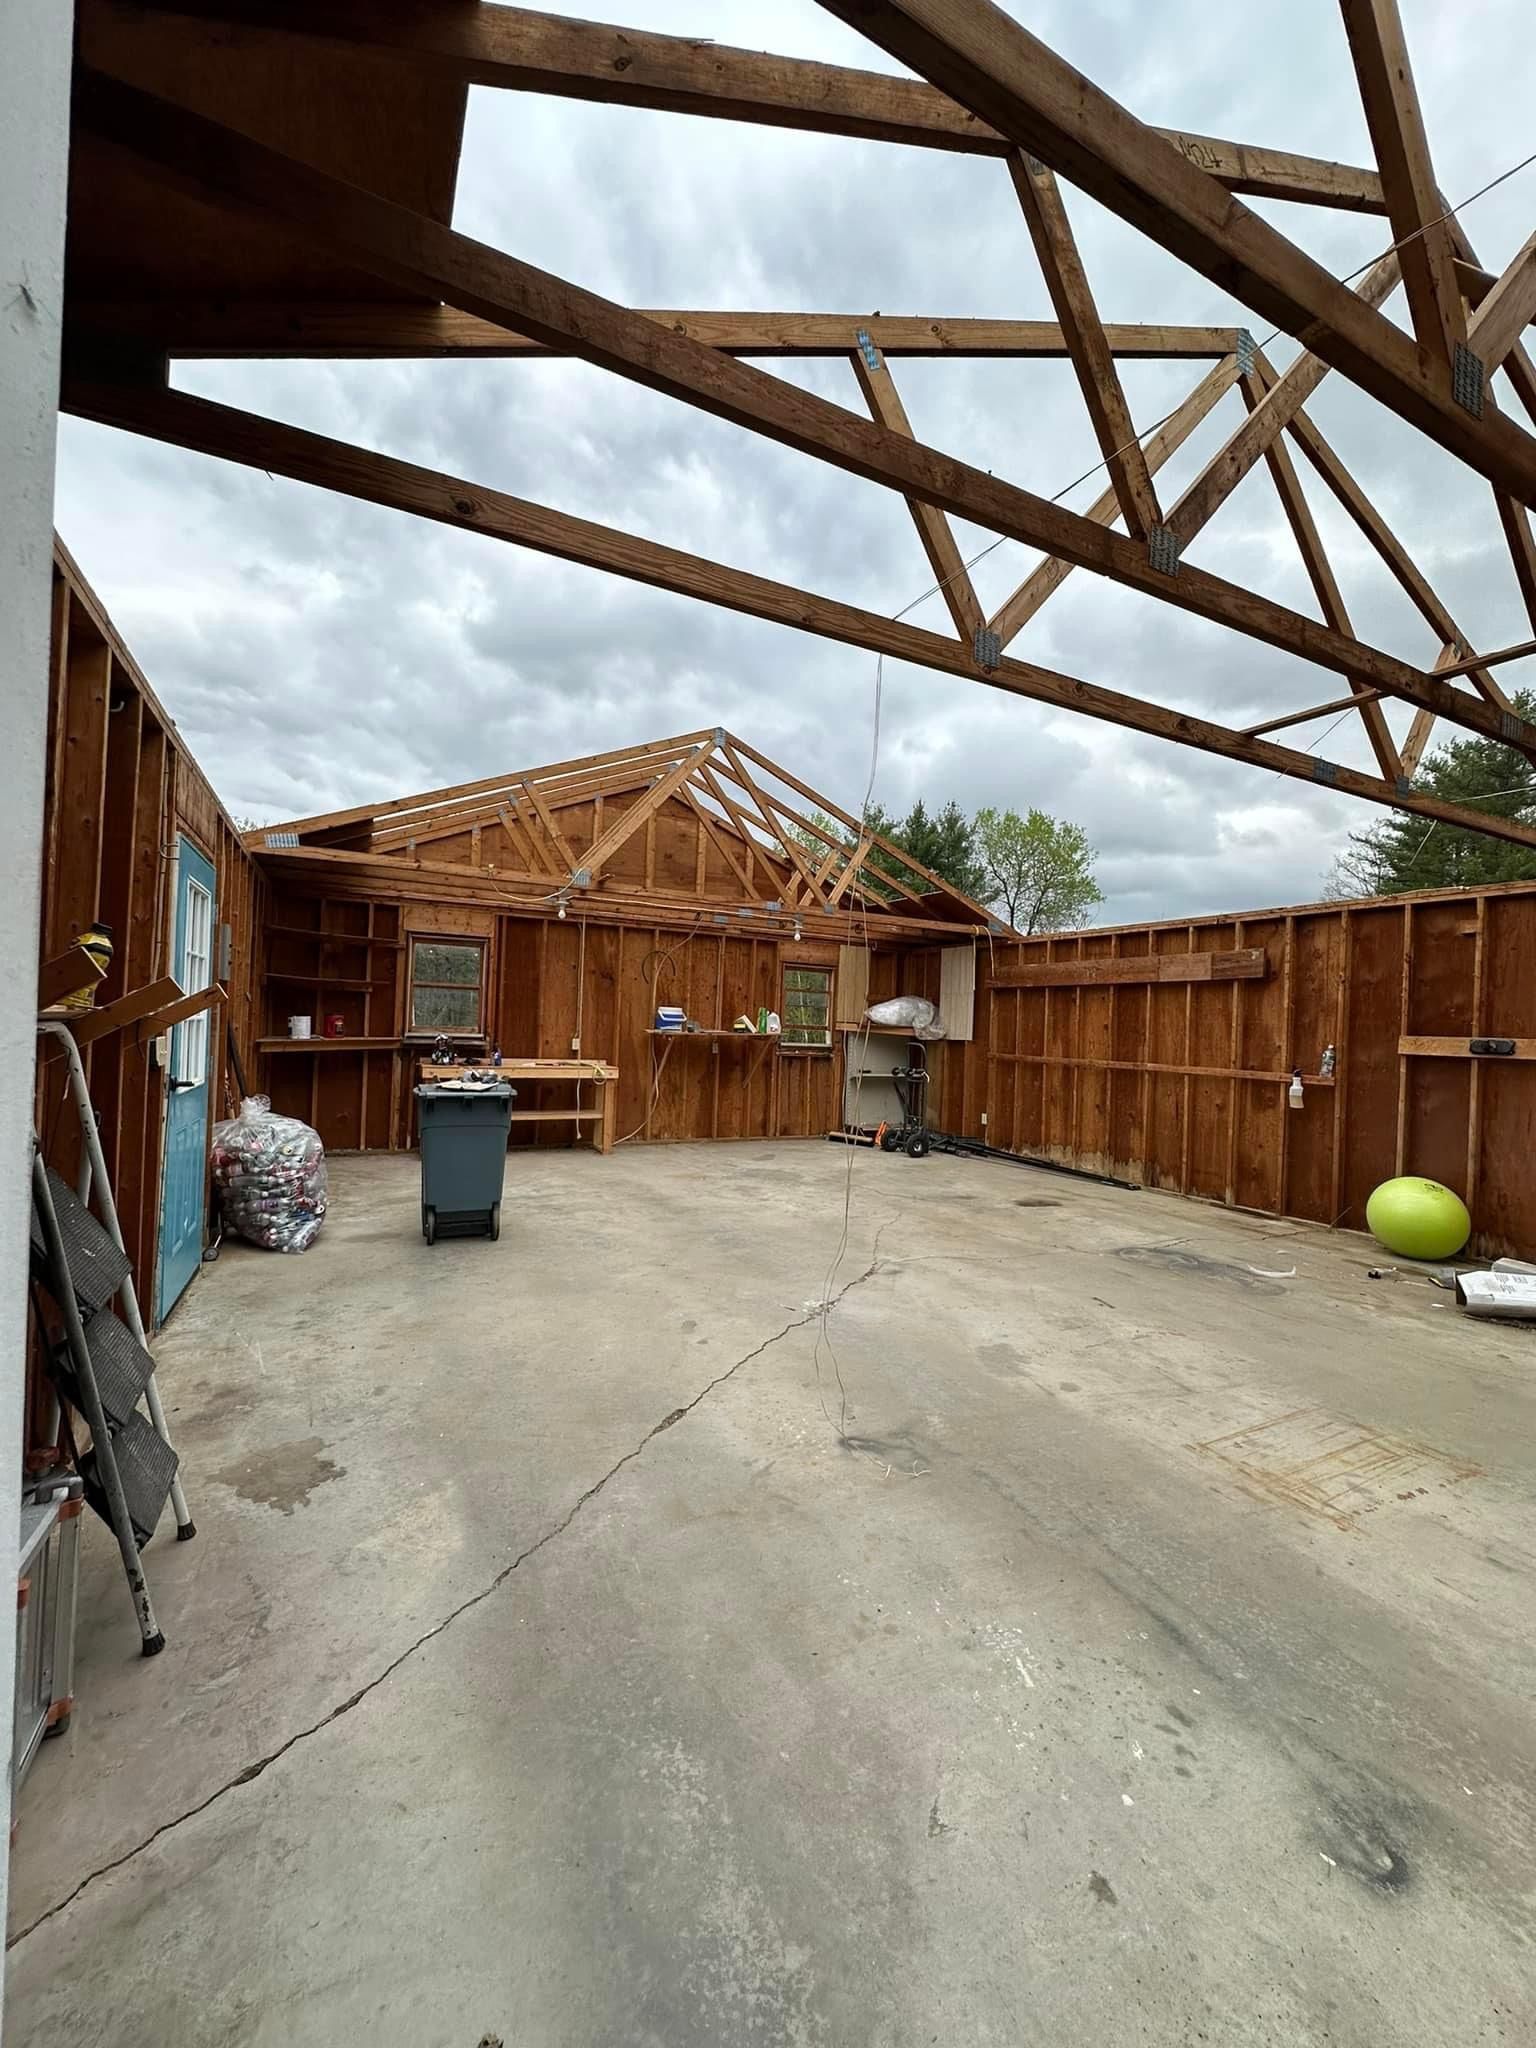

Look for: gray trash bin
[414,1082,515,1244]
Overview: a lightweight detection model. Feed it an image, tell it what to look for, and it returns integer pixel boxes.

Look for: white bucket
[288,1015,312,1040]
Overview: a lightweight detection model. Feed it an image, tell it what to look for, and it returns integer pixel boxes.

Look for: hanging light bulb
[793,920,803,942]
[558,902,567,921]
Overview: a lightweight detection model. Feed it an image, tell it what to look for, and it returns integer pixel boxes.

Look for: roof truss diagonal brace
[1008,150,1162,541]
[59,374,1536,856]
[70,68,1536,756]
[813,0,1536,507]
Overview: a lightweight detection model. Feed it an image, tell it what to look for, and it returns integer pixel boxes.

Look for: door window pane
[174,878,212,1084]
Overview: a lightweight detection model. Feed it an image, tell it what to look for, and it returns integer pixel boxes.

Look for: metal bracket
[1452,340,1485,419]
[570,867,592,889]
[263,830,299,849]
[1395,776,1413,798]
[1235,328,1256,379]
[973,627,1001,670]
[1501,710,1523,741]
[1311,758,1340,786]
[854,327,882,373]
[1147,526,1181,577]
[1025,154,1048,177]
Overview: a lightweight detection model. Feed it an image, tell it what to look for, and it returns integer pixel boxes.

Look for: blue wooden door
[157,838,217,1321]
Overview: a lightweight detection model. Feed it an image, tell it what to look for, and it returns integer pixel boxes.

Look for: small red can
[325,1013,345,1038]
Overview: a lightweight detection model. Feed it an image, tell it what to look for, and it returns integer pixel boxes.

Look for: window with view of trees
[782,964,833,1049]
[408,938,486,1036]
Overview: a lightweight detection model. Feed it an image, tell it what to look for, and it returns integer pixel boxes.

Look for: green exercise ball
[1365,1175,1471,1260]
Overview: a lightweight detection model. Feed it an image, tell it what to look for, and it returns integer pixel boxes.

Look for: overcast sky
[54,0,1536,925]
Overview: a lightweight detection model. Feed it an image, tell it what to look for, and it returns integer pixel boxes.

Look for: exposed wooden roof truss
[249,728,1005,940]
[56,0,1536,859]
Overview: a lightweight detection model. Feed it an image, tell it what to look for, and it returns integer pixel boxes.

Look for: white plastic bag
[211,1094,329,1253]
[865,996,947,1041]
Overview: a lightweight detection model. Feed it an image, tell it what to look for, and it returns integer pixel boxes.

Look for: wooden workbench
[417,1058,620,1153]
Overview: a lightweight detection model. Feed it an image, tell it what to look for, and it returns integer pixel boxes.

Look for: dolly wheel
[879,1127,902,1153]
[905,1130,932,1160]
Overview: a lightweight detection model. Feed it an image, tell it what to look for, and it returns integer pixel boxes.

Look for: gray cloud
[53,0,1536,921]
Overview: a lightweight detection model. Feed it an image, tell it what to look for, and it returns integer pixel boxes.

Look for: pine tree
[1328,689,1536,897]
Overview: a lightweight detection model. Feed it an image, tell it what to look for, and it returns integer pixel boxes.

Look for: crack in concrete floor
[8,1251,888,1950]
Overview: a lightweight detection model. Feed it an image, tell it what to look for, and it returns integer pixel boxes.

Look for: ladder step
[33,1168,132,1313]
[81,1310,157,1429]
[80,1414,179,1550]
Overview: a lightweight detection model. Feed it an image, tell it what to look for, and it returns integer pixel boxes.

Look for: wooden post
[1466,897,1487,1214]
[1395,901,1414,1173]
[1276,915,1297,1216]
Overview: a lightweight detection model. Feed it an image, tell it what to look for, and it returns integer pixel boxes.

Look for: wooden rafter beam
[1337,0,1466,363]
[679,782,760,899]
[814,0,1536,506]
[72,301,1245,363]
[1467,230,1536,385]
[255,730,713,840]
[60,378,1536,855]
[850,342,982,639]
[1240,368,1402,780]
[579,744,713,883]
[88,2,1388,210]
[257,843,986,939]
[1268,363,1514,713]
[1009,151,1161,540]
[1240,688,1388,739]
[1439,211,1536,633]
[711,743,887,909]
[726,736,987,913]
[498,796,557,877]
[370,765,678,849]
[988,354,1239,646]
[693,763,805,903]
[1401,643,1464,779]
[517,776,580,872]
[1434,636,1536,681]
[73,72,1532,756]
[1167,253,1400,552]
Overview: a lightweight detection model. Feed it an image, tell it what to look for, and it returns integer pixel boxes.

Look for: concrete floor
[6,1141,1536,2045]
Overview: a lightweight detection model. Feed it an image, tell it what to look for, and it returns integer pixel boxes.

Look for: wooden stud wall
[258,888,873,1152]
[36,547,265,1367]
[933,884,1536,1258]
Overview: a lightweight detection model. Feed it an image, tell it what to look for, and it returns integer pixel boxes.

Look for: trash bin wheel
[905,1130,932,1160]
[424,1206,437,1246]
[488,1202,500,1243]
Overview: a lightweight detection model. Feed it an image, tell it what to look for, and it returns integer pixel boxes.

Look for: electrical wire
[613,915,709,1146]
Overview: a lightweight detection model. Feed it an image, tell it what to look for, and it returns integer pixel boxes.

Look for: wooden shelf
[509,1108,602,1123]
[257,1036,400,1053]
[647,1029,780,1044]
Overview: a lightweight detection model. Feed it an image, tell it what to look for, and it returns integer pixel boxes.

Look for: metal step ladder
[28,1020,196,1655]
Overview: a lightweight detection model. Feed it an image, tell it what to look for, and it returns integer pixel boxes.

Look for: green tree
[1327,688,1536,898]
[974,806,1104,932]
[896,799,986,899]
[786,799,980,902]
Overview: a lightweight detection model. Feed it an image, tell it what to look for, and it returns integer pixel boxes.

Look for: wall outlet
[980,1111,988,1127]
[570,1035,581,1053]
[151,1031,171,1069]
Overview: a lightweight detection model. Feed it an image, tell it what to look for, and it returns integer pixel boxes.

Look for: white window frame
[173,876,213,1086]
